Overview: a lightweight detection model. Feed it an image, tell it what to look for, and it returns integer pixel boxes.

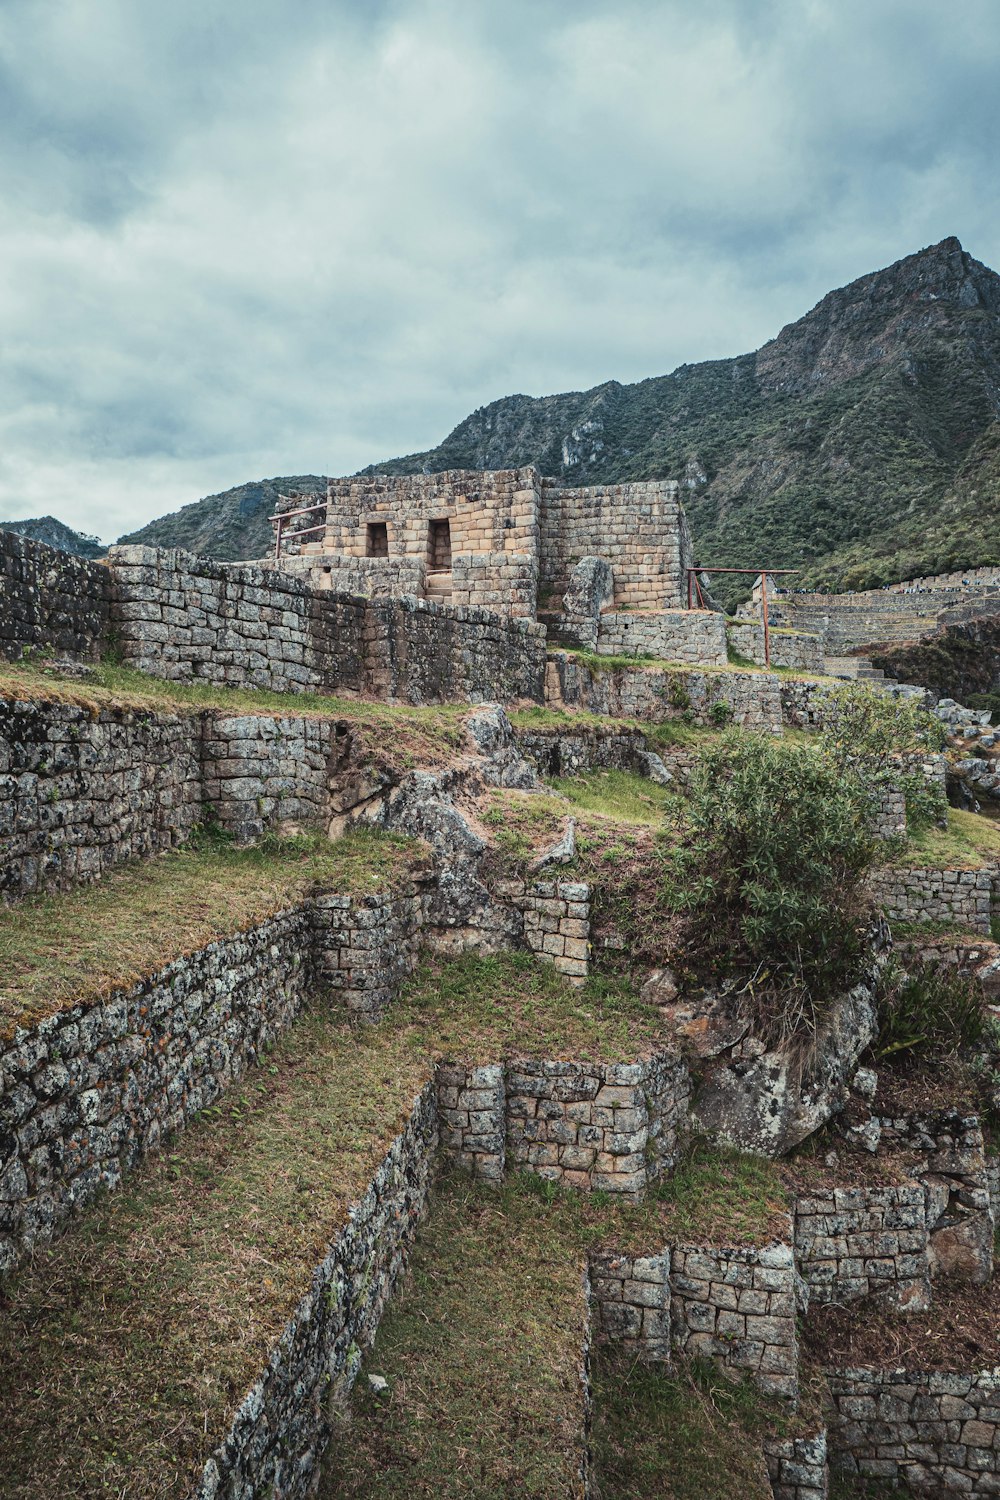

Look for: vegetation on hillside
[662,733,877,1038]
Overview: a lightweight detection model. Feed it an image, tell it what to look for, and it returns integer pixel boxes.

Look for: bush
[877,961,988,1061]
[818,682,948,830]
[663,733,877,1040]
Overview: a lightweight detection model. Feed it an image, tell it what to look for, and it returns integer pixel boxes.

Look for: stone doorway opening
[366,521,389,558]
[428,519,452,571]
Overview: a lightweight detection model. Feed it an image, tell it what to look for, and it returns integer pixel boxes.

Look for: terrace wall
[670,1238,800,1401]
[546,652,784,732]
[435,1050,689,1198]
[595,609,728,666]
[192,1084,438,1500]
[868,864,998,935]
[0,696,202,899]
[793,1184,930,1310]
[825,1367,1000,1495]
[0,531,110,663]
[0,907,312,1273]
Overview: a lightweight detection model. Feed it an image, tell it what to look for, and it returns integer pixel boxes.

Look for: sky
[1,0,999,542]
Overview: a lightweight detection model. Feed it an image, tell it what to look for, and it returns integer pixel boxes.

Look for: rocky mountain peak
[754,237,1000,395]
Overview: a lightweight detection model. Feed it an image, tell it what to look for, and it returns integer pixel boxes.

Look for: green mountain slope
[116,476,326,562]
[117,238,1000,597]
[0,516,106,559]
[369,236,1000,598]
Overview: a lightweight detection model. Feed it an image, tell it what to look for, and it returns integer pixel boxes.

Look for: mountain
[120,238,1000,601]
[117,476,326,561]
[368,237,1000,601]
[0,516,106,559]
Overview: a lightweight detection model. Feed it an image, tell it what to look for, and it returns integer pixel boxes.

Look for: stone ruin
[271,465,730,665]
[2,506,1000,1497]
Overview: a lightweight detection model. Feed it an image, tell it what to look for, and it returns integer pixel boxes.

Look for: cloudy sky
[1,0,999,541]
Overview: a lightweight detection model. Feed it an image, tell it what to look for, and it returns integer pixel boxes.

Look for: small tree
[664,733,878,1041]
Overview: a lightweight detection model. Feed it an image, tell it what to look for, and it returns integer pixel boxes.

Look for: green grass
[0,828,421,1037]
[591,1354,779,1500]
[320,1174,595,1500]
[0,659,469,768]
[547,769,676,825]
[321,1169,795,1500]
[0,1007,433,1500]
[891,807,1000,868]
[651,1138,790,1245]
[390,950,663,1062]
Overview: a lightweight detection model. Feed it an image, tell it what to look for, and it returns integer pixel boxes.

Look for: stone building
[272,466,728,664]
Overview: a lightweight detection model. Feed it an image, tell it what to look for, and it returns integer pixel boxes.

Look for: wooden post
[274,515,283,561]
[761,571,771,668]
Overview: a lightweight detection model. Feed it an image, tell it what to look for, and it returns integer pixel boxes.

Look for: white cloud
[0,0,997,540]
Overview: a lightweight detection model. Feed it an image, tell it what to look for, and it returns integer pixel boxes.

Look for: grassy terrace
[0,829,420,1038]
[0,944,789,1500]
[592,1355,777,1500]
[0,659,470,769]
[890,806,1000,869]
[0,1009,433,1500]
[321,1169,792,1500]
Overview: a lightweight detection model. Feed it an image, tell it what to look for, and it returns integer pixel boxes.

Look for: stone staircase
[425,569,453,603]
[823,654,885,682]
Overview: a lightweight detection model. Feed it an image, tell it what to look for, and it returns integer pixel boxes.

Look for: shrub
[709,699,734,727]
[663,733,877,1040]
[877,961,988,1061]
[817,682,948,830]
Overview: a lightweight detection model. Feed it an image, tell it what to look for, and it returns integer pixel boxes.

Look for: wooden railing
[268,500,328,560]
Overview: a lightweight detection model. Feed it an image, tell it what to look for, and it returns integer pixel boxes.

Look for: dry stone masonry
[193,1085,437,1500]
[0,530,110,662]
[0,908,312,1272]
[794,1183,931,1310]
[0,696,201,898]
[825,1367,1000,1495]
[670,1238,800,1401]
[869,864,999,934]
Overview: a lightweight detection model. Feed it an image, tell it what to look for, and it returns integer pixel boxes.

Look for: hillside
[0,516,105,560]
[117,238,1000,597]
[117,476,326,562]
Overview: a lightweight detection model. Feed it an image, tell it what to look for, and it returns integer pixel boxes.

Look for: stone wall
[506,877,590,983]
[0,531,110,662]
[313,468,540,618]
[764,1430,829,1500]
[505,1053,689,1197]
[728,622,826,673]
[192,1084,437,1500]
[106,544,548,705]
[546,652,784,731]
[201,712,337,843]
[793,1184,930,1310]
[670,1238,800,1401]
[0,908,311,1273]
[869,864,998,934]
[434,1062,506,1183]
[878,1110,994,1284]
[279,552,426,601]
[538,477,692,612]
[312,885,428,1020]
[589,1249,672,1360]
[825,1366,1000,1495]
[436,1050,689,1198]
[1,695,202,899]
[595,608,729,666]
[515,724,651,778]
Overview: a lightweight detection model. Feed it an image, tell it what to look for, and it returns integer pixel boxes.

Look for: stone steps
[823,655,885,681]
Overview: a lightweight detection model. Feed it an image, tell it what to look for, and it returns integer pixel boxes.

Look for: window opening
[366,521,389,558]
[428,518,452,570]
